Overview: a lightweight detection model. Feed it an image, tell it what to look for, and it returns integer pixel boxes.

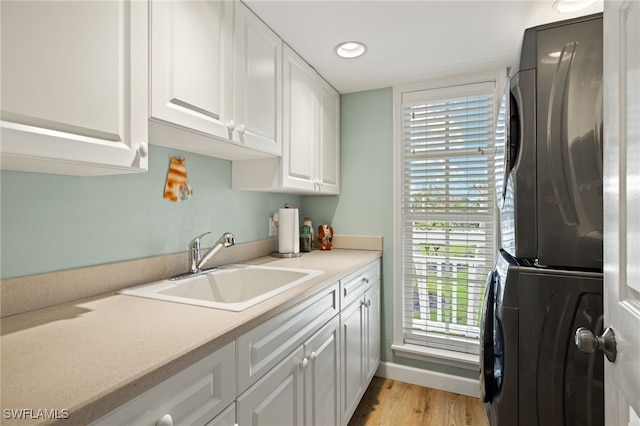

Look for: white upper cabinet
[281,44,318,192]
[231,44,340,195]
[0,0,149,176]
[316,76,341,194]
[281,45,340,194]
[233,2,282,156]
[150,0,281,160]
[150,0,234,146]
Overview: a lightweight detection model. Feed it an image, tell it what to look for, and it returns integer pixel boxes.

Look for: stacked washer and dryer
[480,14,605,426]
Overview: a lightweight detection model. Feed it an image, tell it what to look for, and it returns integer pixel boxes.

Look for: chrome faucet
[188,231,236,274]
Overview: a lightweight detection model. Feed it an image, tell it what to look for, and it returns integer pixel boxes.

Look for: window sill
[391,343,479,371]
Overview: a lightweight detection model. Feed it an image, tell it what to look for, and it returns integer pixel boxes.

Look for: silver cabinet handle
[156,414,173,426]
[575,326,617,362]
[300,357,308,369]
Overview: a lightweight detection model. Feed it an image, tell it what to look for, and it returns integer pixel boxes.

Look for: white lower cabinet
[236,283,340,394]
[237,315,340,426]
[237,346,306,425]
[92,259,380,426]
[365,282,381,383]
[304,316,341,426]
[90,342,236,426]
[340,261,381,426]
[341,296,366,423]
[206,403,236,426]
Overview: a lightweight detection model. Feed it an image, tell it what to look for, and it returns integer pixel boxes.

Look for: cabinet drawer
[340,259,380,309]
[91,342,235,426]
[237,282,339,393]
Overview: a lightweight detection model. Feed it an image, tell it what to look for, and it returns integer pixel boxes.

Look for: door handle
[574,326,617,362]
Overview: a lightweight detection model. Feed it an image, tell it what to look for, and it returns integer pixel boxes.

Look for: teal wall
[0,145,300,279]
[1,87,474,379]
[301,87,395,361]
[304,88,476,379]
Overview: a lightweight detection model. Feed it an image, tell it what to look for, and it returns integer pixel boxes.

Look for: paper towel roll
[278,208,300,254]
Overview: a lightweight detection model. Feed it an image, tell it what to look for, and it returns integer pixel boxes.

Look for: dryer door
[498,69,537,260]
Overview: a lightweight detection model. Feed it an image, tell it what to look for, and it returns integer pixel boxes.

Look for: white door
[365,281,381,382]
[304,316,340,426]
[150,0,233,141]
[603,1,640,424]
[282,45,317,192]
[340,300,365,425]
[1,0,148,176]
[236,347,305,426]
[317,77,341,194]
[233,2,282,156]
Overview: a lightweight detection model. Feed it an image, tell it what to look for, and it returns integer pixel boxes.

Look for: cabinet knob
[309,351,317,361]
[362,276,370,284]
[138,142,148,158]
[300,357,309,369]
[226,120,235,131]
[237,123,246,135]
[156,414,173,426]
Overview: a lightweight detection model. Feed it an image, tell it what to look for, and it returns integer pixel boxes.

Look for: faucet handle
[189,232,211,248]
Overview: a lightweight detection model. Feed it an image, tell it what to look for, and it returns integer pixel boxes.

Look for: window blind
[400,81,496,355]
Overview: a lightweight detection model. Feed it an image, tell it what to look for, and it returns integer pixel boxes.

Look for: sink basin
[118,264,324,311]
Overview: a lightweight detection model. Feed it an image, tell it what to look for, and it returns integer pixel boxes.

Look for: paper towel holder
[272,203,303,258]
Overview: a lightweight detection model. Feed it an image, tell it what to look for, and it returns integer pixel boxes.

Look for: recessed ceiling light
[335,41,367,59]
[552,0,598,13]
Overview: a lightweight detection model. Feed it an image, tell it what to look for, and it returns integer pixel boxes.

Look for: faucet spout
[193,232,236,272]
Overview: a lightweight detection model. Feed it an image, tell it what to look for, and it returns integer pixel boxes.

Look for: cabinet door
[340,300,365,425]
[304,316,340,426]
[316,77,340,194]
[0,0,148,176]
[206,403,235,426]
[282,44,317,192]
[237,347,305,426]
[365,281,381,382]
[150,0,233,141]
[233,2,282,156]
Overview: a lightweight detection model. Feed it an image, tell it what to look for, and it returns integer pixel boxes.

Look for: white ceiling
[243,0,604,94]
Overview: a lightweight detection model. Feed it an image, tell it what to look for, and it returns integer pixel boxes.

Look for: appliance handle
[479,269,497,403]
[547,42,580,226]
[503,90,519,198]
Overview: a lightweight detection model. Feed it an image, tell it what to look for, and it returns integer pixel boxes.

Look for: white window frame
[391,70,506,369]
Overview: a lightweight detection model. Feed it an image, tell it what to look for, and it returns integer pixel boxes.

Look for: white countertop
[0,249,381,425]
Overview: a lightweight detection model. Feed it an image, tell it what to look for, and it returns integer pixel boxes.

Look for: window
[394,79,499,359]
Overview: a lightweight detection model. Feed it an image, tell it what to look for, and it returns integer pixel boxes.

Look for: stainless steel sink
[118,264,324,311]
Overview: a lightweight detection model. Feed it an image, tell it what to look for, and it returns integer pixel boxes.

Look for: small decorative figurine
[318,224,334,250]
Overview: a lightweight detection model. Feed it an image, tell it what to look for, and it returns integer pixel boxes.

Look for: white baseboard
[375,361,481,398]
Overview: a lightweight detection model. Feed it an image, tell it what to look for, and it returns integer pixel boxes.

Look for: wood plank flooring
[348,377,490,426]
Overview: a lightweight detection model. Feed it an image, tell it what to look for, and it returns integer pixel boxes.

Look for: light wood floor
[348,377,490,426]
